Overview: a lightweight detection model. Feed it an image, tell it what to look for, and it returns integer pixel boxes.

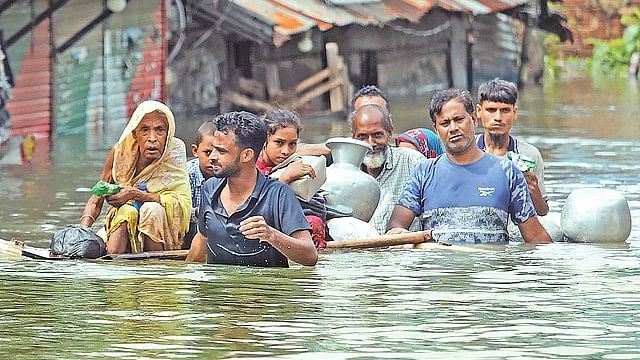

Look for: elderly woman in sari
[80,100,191,254]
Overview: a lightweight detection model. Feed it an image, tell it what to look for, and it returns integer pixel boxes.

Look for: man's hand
[523,171,538,192]
[280,161,316,184]
[386,227,410,235]
[239,215,274,242]
[239,216,318,266]
[523,171,549,216]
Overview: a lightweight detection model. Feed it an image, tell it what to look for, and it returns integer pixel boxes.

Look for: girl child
[257,109,328,249]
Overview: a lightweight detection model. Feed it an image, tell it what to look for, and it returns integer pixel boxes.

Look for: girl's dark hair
[262,109,302,135]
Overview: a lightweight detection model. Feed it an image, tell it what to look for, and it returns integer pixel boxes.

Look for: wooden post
[265,63,282,99]
[338,55,352,109]
[449,15,470,90]
[325,42,345,112]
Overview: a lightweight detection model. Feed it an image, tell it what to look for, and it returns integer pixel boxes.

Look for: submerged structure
[0,0,571,142]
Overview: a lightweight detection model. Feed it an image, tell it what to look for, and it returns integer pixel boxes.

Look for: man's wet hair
[428,89,474,123]
[349,104,392,133]
[477,78,518,105]
[262,109,302,136]
[213,111,267,158]
[194,120,215,145]
[351,85,391,113]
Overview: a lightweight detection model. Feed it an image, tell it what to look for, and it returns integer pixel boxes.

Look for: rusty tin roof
[226,0,529,44]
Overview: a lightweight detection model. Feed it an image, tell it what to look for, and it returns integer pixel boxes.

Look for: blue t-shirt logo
[478,187,495,197]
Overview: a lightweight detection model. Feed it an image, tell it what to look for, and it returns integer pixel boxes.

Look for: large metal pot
[560,188,631,243]
[322,137,381,222]
[538,212,565,242]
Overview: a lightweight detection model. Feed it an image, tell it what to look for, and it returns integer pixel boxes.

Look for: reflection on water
[0,78,639,358]
[1,247,639,358]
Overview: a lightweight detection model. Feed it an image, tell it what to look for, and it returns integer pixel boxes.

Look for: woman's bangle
[80,214,96,223]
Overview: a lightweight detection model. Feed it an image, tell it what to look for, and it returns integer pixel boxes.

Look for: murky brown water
[0,78,639,358]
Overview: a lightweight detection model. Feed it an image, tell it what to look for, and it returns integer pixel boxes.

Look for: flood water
[1,78,639,358]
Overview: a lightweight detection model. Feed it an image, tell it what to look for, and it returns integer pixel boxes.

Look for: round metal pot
[538,212,565,242]
[560,188,631,243]
[322,137,381,222]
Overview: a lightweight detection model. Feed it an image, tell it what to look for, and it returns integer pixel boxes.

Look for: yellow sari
[105,100,191,252]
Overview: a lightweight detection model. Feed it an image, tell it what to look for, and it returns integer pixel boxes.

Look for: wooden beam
[101,250,189,261]
[293,68,330,95]
[285,77,342,109]
[448,15,470,90]
[326,231,432,249]
[238,77,266,100]
[292,65,343,97]
[220,91,274,112]
[264,63,282,99]
[325,42,345,112]
[338,55,353,107]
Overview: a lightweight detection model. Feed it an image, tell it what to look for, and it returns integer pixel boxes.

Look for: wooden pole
[326,231,432,249]
[292,67,332,96]
[285,78,342,109]
[338,55,352,106]
[325,42,345,112]
[101,250,190,261]
[0,238,61,260]
[220,91,274,112]
[265,63,282,99]
[0,239,24,260]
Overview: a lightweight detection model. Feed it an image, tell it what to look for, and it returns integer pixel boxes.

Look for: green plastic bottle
[90,181,121,197]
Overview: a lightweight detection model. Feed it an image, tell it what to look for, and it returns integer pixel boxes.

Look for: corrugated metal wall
[471,13,522,88]
[53,0,105,135]
[125,1,166,118]
[1,0,166,142]
[1,0,53,138]
[54,0,166,140]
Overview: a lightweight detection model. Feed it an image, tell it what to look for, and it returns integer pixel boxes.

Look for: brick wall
[560,0,640,57]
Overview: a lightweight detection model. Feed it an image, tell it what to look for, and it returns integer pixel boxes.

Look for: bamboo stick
[326,230,432,249]
[0,239,24,259]
[0,238,58,260]
[101,249,189,261]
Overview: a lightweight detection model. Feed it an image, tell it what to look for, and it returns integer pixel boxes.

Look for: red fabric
[256,157,272,175]
[258,157,326,249]
[305,215,327,250]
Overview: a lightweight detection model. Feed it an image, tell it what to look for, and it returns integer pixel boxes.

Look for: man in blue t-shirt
[186,111,318,267]
[386,89,551,244]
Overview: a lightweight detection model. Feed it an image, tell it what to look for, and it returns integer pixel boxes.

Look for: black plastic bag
[50,225,107,259]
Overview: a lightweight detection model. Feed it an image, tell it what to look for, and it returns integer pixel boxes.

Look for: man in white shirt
[475,78,549,216]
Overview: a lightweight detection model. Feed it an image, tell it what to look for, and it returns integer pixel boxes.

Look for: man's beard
[488,133,508,148]
[362,145,387,169]
[213,155,242,178]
